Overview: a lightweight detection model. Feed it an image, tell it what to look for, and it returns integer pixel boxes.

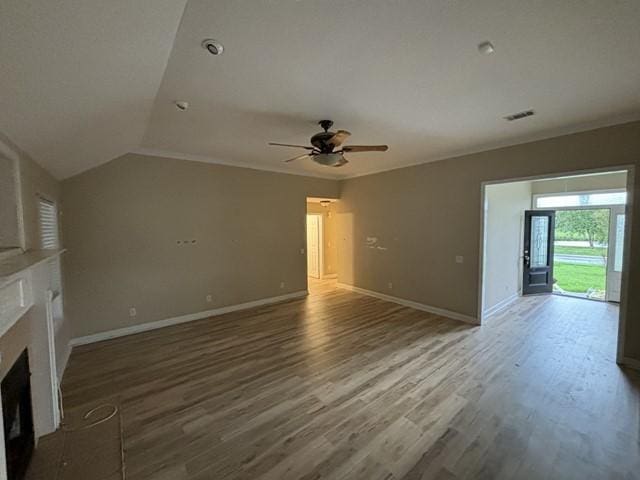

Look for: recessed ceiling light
[477,41,495,55]
[202,38,224,56]
[174,101,189,111]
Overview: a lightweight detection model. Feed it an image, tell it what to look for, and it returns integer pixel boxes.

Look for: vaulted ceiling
[2,0,640,180]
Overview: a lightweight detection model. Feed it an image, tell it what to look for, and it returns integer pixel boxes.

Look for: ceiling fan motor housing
[311,131,338,152]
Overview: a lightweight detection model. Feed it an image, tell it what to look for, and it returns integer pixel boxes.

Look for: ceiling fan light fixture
[320,200,331,208]
[313,153,345,167]
[477,41,495,55]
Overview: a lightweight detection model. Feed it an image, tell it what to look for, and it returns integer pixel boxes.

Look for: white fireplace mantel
[0,249,64,339]
[0,248,66,480]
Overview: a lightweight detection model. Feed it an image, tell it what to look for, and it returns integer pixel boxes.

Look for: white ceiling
[0,0,187,179]
[2,0,640,180]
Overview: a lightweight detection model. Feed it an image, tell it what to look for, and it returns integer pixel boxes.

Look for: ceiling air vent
[504,109,535,121]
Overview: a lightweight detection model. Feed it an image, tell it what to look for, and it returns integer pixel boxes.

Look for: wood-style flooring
[52,280,640,479]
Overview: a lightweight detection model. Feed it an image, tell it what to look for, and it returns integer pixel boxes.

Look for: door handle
[524,255,530,266]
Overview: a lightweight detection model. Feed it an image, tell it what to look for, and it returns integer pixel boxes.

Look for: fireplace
[1,350,34,480]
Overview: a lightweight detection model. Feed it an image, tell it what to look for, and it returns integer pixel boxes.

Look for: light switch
[455,256,464,264]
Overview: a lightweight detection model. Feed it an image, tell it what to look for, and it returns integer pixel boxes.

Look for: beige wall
[62,153,340,338]
[532,171,627,195]
[0,156,20,248]
[306,202,338,276]
[336,121,640,362]
[483,181,532,314]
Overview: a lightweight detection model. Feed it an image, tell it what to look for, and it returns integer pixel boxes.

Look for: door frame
[606,205,626,302]
[478,165,634,366]
[531,203,621,302]
[522,210,556,295]
[305,213,324,279]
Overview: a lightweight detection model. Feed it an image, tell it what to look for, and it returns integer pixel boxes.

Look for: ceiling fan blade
[341,145,389,153]
[284,153,313,163]
[269,142,314,150]
[328,130,351,148]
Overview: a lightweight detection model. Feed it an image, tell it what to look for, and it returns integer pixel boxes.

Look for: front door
[306,214,320,278]
[606,206,625,302]
[523,210,555,295]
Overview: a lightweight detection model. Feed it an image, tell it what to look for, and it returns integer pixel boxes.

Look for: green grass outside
[554,245,607,257]
[553,262,606,293]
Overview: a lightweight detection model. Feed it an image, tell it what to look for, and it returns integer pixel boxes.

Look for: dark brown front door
[523,210,555,295]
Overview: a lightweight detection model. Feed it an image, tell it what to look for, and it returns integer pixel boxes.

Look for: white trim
[70,290,308,346]
[478,183,488,324]
[336,283,479,325]
[532,189,626,210]
[322,273,338,279]
[340,115,640,180]
[621,357,640,371]
[617,167,635,363]
[131,148,339,180]
[44,290,61,428]
[57,343,72,383]
[132,118,640,183]
[482,292,520,319]
[306,213,323,279]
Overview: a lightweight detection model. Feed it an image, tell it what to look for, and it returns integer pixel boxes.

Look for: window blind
[38,197,59,249]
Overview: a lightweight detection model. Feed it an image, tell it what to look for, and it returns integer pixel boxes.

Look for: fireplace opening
[2,350,34,480]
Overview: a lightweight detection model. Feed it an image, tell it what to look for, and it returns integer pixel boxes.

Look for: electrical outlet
[129,307,137,317]
[280,281,285,289]
[206,294,212,303]
[300,248,305,254]
[455,255,464,264]
[388,282,393,290]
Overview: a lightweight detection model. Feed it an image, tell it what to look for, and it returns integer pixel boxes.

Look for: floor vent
[504,109,535,121]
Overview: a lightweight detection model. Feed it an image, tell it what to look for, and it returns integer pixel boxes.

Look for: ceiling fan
[268,120,388,167]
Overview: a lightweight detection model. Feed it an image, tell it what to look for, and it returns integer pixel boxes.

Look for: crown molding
[340,114,640,180]
[130,147,342,181]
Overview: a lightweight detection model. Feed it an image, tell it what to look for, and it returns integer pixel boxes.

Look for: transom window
[535,191,626,209]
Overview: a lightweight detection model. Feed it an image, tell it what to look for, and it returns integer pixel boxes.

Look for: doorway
[306,213,322,279]
[531,190,627,302]
[306,197,339,283]
[480,168,632,362]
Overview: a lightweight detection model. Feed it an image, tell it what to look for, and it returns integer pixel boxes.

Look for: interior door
[606,206,625,302]
[306,214,320,278]
[523,210,555,295]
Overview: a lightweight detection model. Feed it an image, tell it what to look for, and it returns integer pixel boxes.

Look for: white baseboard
[621,356,640,371]
[321,274,338,279]
[70,290,308,347]
[482,292,520,320]
[336,283,479,325]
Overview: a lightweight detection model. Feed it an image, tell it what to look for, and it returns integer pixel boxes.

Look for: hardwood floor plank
[28,279,640,480]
